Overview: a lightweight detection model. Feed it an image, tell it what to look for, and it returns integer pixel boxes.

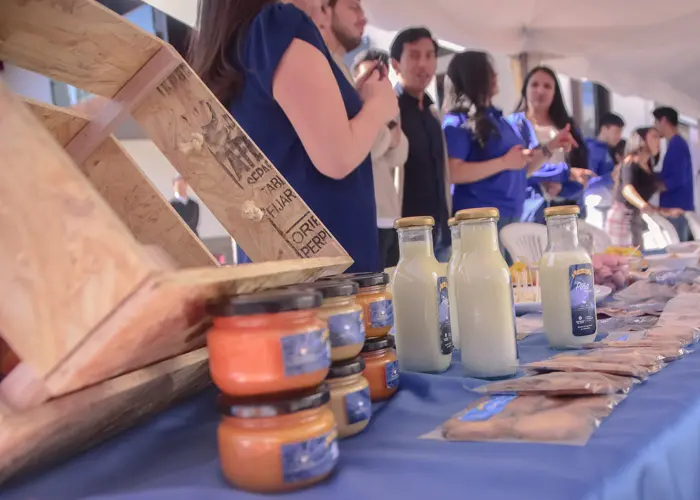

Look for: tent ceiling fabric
[142,0,700,116]
[364,0,700,116]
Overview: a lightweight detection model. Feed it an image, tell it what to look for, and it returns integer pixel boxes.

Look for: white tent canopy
[143,0,700,117]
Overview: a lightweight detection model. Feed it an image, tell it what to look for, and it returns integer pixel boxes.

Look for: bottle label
[437,277,454,354]
[459,395,517,422]
[385,360,400,389]
[280,328,331,377]
[569,263,597,337]
[327,310,365,347]
[345,386,372,424]
[369,299,393,328]
[281,429,339,484]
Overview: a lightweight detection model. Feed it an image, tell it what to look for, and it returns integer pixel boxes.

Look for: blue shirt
[660,135,694,211]
[442,108,528,219]
[227,3,379,272]
[585,138,615,194]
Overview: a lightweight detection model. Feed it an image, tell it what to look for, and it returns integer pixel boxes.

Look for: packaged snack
[474,371,637,396]
[434,393,625,446]
[554,349,664,368]
[646,325,700,346]
[597,346,690,362]
[585,339,685,350]
[523,359,653,380]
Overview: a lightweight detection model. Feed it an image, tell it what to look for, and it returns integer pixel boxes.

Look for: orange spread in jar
[207,289,330,396]
[327,273,393,338]
[326,357,371,438]
[288,280,366,362]
[361,336,399,401]
[218,385,339,493]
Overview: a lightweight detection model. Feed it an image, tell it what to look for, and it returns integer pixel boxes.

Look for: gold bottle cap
[544,205,580,218]
[448,217,457,227]
[394,216,435,229]
[455,207,500,221]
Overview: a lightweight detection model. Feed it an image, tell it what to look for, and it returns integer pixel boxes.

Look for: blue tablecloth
[4,332,700,500]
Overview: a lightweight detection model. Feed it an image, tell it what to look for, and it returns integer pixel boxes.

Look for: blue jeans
[668,215,691,242]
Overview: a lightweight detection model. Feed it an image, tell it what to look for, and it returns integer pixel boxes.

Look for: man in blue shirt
[584,113,625,228]
[653,106,695,241]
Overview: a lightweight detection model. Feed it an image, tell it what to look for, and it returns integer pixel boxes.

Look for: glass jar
[455,208,518,379]
[361,336,399,401]
[326,357,371,438]
[217,385,338,493]
[207,289,330,396]
[447,217,461,348]
[539,205,598,348]
[393,216,453,373]
[328,273,393,338]
[288,280,365,362]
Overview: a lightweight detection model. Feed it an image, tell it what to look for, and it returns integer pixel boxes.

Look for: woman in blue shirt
[442,51,576,232]
[189,0,398,272]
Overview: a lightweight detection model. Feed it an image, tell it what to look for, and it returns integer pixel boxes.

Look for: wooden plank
[133,62,352,265]
[65,45,182,165]
[0,81,158,377]
[0,348,210,484]
[26,100,217,269]
[0,0,162,97]
[44,256,351,396]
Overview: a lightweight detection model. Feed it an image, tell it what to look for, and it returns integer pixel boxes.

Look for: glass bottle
[539,206,597,348]
[447,218,461,348]
[455,208,518,379]
[392,216,453,373]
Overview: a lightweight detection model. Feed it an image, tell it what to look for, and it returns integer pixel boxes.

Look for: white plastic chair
[685,211,700,240]
[577,220,612,254]
[642,213,680,250]
[499,223,548,263]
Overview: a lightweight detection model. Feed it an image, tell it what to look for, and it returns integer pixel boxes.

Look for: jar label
[281,328,331,377]
[345,386,372,424]
[369,299,393,328]
[385,360,399,389]
[569,263,597,337]
[459,395,517,422]
[327,310,365,347]
[437,277,454,354]
[281,429,339,484]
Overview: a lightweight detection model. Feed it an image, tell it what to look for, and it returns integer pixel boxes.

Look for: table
[4,332,700,500]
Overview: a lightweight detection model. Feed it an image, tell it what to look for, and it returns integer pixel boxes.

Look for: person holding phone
[189,0,398,271]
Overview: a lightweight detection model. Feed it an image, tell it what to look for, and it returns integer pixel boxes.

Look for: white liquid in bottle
[539,206,598,349]
[447,219,461,348]
[393,217,453,373]
[455,208,518,379]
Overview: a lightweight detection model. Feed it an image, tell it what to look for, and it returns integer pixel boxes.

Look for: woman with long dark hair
[509,66,594,222]
[605,128,664,247]
[442,52,577,232]
[189,0,399,272]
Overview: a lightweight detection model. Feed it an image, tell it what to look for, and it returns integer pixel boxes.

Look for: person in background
[189,0,398,272]
[170,175,200,235]
[442,52,577,240]
[390,27,451,262]
[509,66,593,223]
[324,0,366,80]
[353,50,409,268]
[653,106,694,241]
[605,128,664,247]
[585,112,626,228]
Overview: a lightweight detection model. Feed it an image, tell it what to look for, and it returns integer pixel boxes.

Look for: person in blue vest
[188,0,398,272]
[442,52,577,235]
[653,106,695,241]
[584,112,626,228]
[508,66,593,223]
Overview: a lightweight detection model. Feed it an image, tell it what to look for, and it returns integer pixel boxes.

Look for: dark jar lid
[218,384,330,418]
[362,335,395,353]
[327,357,366,379]
[207,289,322,317]
[325,272,389,289]
[287,279,359,299]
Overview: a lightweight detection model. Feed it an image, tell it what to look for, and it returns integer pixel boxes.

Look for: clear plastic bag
[523,358,653,380]
[597,316,659,332]
[474,371,637,396]
[583,344,690,362]
[612,281,677,305]
[515,314,544,340]
[646,325,700,346]
[649,268,700,286]
[554,349,664,368]
[428,393,625,446]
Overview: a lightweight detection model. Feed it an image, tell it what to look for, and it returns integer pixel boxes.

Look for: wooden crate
[0,0,352,482]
